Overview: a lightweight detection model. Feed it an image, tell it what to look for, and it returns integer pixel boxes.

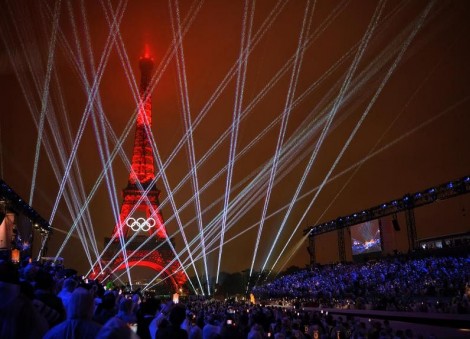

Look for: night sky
[0,0,469,284]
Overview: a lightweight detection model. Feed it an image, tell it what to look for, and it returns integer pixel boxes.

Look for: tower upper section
[128,51,155,186]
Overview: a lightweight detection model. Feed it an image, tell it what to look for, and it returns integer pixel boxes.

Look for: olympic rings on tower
[125,217,156,232]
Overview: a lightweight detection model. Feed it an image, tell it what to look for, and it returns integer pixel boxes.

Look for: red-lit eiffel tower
[89,48,186,291]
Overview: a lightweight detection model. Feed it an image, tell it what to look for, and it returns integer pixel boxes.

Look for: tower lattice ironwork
[89,50,186,291]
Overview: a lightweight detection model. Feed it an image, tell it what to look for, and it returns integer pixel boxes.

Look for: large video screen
[350,219,382,256]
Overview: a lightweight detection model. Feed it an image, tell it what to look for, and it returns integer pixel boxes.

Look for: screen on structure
[350,219,382,256]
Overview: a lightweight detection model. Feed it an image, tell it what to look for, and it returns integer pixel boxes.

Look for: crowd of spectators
[0,253,469,338]
[253,255,470,314]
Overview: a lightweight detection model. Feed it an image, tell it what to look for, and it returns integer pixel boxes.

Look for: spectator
[150,300,174,339]
[156,302,188,339]
[202,314,220,339]
[97,315,139,339]
[58,277,78,309]
[44,286,102,338]
[33,269,66,327]
[116,298,137,324]
[94,291,117,325]
[0,260,48,338]
[137,297,161,339]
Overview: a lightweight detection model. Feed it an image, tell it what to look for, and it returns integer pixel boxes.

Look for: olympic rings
[125,217,156,232]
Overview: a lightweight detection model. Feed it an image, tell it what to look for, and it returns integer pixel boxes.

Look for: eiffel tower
[89,48,186,291]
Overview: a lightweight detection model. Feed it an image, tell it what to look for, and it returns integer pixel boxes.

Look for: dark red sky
[0,0,469,283]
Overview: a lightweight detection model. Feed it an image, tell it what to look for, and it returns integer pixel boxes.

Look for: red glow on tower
[91,47,187,291]
[128,50,155,187]
[143,43,151,60]
[117,47,161,239]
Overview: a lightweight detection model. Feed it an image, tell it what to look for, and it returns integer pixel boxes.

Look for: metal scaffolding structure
[405,208,417,251]
[0,180,51,260]
[304,175,470,263]
[307,236,316,265]
[337,228,346,262]
[0,180,51,233]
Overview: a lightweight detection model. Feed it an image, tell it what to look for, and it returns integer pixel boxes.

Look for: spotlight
[402,194,413,208]
[427,188,437,201]
[453,180,466,194]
